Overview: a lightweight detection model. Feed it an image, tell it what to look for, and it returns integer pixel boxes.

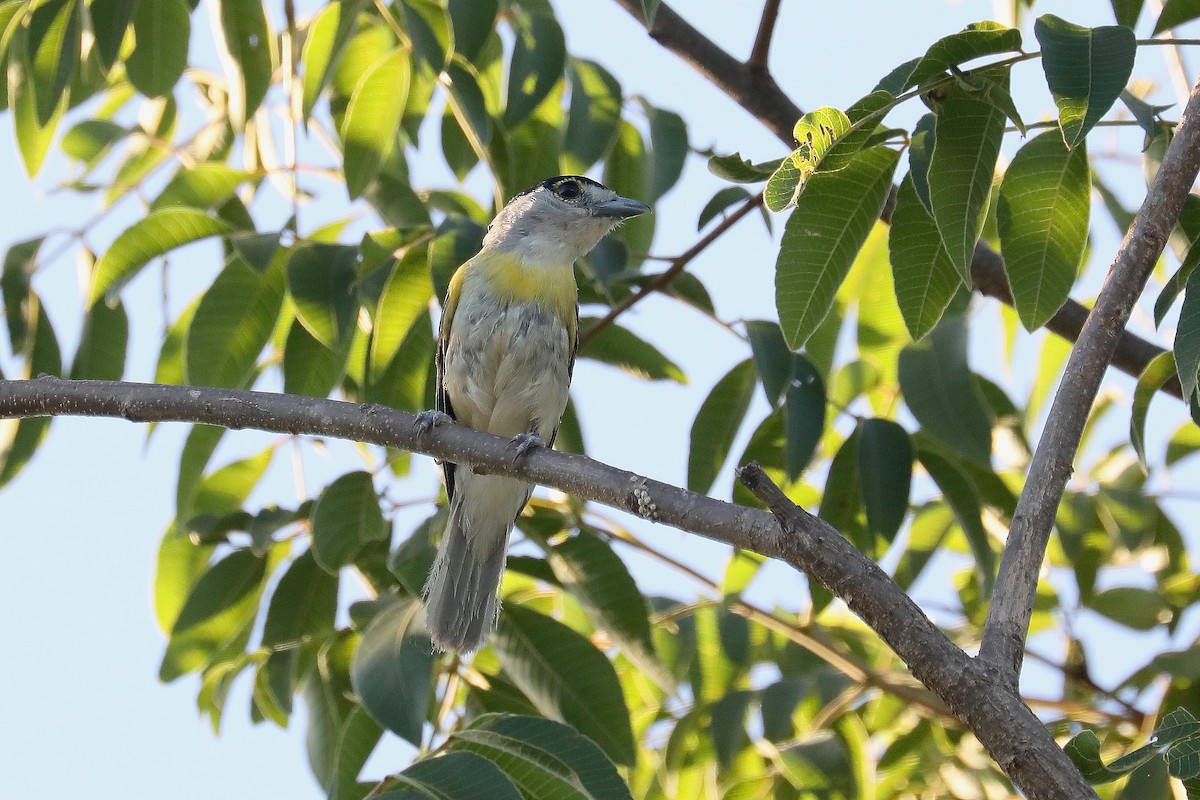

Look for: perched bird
[419,175,650,654]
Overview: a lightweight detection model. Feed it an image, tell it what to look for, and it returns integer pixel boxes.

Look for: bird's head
[482,176,651,264]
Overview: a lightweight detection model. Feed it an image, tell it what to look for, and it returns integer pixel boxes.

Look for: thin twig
[980,71,1200,685]
[747,0,783,72]
[579,193,764,348]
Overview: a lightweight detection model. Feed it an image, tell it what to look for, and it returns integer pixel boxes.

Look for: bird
[417,175,650,654]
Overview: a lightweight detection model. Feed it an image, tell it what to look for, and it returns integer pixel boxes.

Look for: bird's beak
[592,196,651,218]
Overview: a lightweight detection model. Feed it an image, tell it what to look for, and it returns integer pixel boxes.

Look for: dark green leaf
[858,419,912,541]
[90,0,135,69]
[997,130,1091,330]
[1121,89,1174,141]
[186,253,285,388]
[928,88,1006,281]
[342,48,410,198]
[1088,586,1168,630]
[1177,264,1200,401]
[126,0,189,98]
[159,548,268,681]
[579,320,685,383]
[399,0,450,71]
[899,21,1022,91]
[603,120,654,260]
[493,605,636,767]
[213,0,273,129]
[328,706,383,800]
[287,243,358,348]
[8,25,67,176]
[71,297,128,380]
[28,0,81,124]
[688,359,756,494]
[383,751,522,800]
[707,152,781,183]
[785,355,826,481]
[0,296,60,488]
[898,317,992,464]
[646,103,688,202]
[1035,14,1136,148]
[745,319,793,406]
[1,237,43,354]
[1111,0,1144,27]
[90,208,234,306]
[776,147,899,349]
[503,6,564,126]
[563,59,621,175]
[710,690,753,769]
[698,186,755,231]
[550,531,672,690]
[1132,352,1178,467]
[889,175,961,339]
[350,599,434,745]
[312,471,388,573]
[917,445,996,591]
[448,0,497,62]
[1156,0,1200,32]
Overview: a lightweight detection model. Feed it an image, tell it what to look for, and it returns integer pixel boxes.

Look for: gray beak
[592,196,651,218]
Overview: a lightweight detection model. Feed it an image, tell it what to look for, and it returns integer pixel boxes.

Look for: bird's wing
[437,264,469,502]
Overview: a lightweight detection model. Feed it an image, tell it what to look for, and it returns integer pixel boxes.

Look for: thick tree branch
[979,72,1200,683]
[737,465,1098,800]
[611,0,1182,400]
[0,376,1094,799]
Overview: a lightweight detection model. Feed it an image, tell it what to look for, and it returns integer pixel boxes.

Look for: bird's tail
[423,470,529,653]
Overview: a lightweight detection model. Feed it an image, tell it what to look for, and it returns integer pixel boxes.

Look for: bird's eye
[554,181,582,200]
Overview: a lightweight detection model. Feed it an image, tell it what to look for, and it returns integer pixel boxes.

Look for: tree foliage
[4,0,1200,798]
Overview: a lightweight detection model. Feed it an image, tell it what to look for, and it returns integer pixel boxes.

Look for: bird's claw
[414,410,453,435]
[510,432,545,462]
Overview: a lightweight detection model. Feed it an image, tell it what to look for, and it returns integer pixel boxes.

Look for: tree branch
[736,464,1098,800]
[580,193,763,348]
[747,0,783,73]
[979,71,1200,684]
[0,375,1094,799]
[610,0,1182,400]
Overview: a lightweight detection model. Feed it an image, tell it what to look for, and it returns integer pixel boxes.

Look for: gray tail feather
[422,508,508,654]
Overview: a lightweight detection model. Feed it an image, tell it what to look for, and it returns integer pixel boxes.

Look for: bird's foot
[510,432,545,462]
[414,410,453,435]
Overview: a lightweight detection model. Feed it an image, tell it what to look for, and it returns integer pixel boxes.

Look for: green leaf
[646,103,688,202]
[90,0,135,69]
[688,359,756,494]
[907,113,937,214]
[1088,586,1168,630]
[1111,0,1144,27]
[2,237,43,354]
[917,445,996,592]
[1156,0,1200,32]
[493,605,636,767]
[1177,264,1200,401]
[90,208,234,306]
[698,186,754,231]
[858,419,912,542]
[776,146,900,350]
[898,317,992,464]
[1035,14,1136,148]
[448,0,497,62]
[71,297,128,381]
[997,130,1091,330]
[889,175,962,339]
[563,59,621,175]
[61,119,129,168]
[764,107,851,212]
[186,254,285,388]
[603,120,654,260]
[152,164,250,212]
[350,599,434,745]
[126,0,189,98]
[399,0,450,72]
[785,355,826,481]
[327,706,383,800]
[159,548,268,682]
[0,296,61,488]
[341,48,410,199]
[370,246,433,380]
[580,321,685,383]
[287,243,359,348]
[212,0,273,130]
[1132,352,1178,467]
[549,531,672,690]
[928,89,1006,281]
[8,25,67,176]
[383,751,523,800]
[312,471,388,573]
[744,320,793,406]
[503,6,564,127]
[707,152,782,183]
[1121,89,1174,142]
[896,21,1022,92]
[259,550,337,718]
[28,0,81,124]
[301,0,364,121]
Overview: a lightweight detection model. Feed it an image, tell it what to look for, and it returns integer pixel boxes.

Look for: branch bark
[979,72,1200,683]
[0,376,1096,799]
[747,0,784,72]
[611,0,1183,400]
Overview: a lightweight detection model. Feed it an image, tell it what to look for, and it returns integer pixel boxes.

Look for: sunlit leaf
[341,48,410,198]
[211,0,274,130]
[127,0,189,98]
[301,0,364,121]
[287,243,358,348]
[503,6,564,127]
